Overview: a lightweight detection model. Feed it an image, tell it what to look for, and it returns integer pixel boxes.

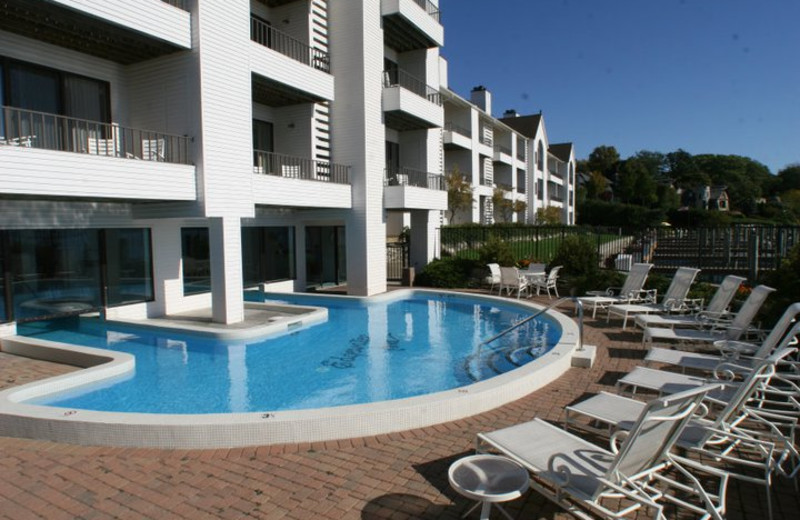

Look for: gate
[386,242,409,282]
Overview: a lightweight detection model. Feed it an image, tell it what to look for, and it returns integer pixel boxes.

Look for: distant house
[683,185,729,211]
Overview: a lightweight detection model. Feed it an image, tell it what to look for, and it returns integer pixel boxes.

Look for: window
[181,228,210,295]
[241,226,295,286]
[8,230,101,321]
[537,141,544,170]
[105,229,154,306]
[252,119,274,167]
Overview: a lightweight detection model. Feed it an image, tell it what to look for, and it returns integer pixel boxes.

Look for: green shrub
[477,234,516,266]
[549,235,602,295]
[414,257,481,288]
[759,243,800,326]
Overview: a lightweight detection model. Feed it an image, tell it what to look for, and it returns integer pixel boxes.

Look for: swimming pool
[0,290,580,448]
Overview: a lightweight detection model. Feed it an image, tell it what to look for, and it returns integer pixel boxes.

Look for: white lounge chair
[566,349,796,520]
[642,284,776,348]
[530,265,561,299]
[499,266,529,299]
[644,302,800,372]
[607,267,700,329]
[485,263,501,294]
[634,274,746,330]
[576,262,654,318]
[478,384,729,520]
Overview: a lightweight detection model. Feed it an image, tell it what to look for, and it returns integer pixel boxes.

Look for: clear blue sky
[441,0,800,174]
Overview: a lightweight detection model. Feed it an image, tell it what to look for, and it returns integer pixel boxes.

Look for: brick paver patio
[0,294,796,519]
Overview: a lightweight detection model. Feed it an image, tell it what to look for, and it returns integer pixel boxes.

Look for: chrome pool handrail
[480,296,585,352]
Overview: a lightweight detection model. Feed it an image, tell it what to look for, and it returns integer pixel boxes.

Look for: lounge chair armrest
[713,339,758,359]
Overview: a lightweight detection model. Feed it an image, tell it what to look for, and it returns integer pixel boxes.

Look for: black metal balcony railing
[0,105,191,164]
[160,0,189,11]
[385,167,445,191]
[254,150,350,185]
[549,168,564,179]
[412,0,441,22]
[251,17,331,74]
[495,182,513,192]
[383,69,442,106]
[444,122,471,138]
[517,147,526,161]
[494,144,512,156]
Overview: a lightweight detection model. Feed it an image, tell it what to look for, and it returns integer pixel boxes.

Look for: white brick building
[0,0,569,328]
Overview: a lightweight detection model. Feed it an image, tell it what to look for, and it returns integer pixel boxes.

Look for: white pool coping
[0,289,580,449]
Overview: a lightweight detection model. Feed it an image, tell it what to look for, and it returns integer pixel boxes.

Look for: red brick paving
[0,294,796,519]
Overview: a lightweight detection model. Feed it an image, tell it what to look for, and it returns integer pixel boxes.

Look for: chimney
[503,109,519,118]
[470,85,491,115]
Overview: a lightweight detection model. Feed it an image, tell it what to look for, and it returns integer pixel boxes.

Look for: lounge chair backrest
[604,384,720,488]
[752,302,800,359]
[661,267,700,307]
[705,275,746,315]
[724,285,776,340]
[710,345,797,432]
[619,263,653,298]
[487,263,501,282]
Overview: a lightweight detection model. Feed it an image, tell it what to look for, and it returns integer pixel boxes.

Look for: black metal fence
[438,224,800,280]
[387,242,410,282]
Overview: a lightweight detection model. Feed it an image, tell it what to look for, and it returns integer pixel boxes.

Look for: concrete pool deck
[0,293,797,519]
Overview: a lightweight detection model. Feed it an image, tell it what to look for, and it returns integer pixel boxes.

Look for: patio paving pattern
[0,294,797,519]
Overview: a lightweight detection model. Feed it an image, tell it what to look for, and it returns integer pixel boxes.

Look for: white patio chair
[607,267,700,329]
[645,302,800,372]
[576,262,654,318]
[498,266,529,299]
[634,274,746,330]
[530,265,561,299]
[566,348,797,520]
[478,384,728,520]
[87,137,117,157]
[642,284,776,349]
[485,263,501,294]
[142,138,165,161]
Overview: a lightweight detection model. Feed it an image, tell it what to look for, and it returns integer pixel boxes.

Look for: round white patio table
[448,454,529,519]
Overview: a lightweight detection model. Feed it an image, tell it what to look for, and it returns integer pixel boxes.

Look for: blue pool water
[20,292,561,414]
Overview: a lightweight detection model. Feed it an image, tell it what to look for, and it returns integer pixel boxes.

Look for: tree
[445,164,473,223]
[512,200,528,222]
[616,158,657,206]
[666,149,708,189]
[694,154,771,215]
[535,206,561,225]
[776,164,800,193]
[492,188,514,222]
[585,170,608,200]
[586,145,620,179]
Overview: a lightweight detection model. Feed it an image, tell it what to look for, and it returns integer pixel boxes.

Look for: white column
[209,217,244,324]
[329,1,387,296]
[150,220,183,316]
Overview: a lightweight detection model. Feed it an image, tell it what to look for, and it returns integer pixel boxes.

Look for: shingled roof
[548,142,574,162]
[498,113,543,139]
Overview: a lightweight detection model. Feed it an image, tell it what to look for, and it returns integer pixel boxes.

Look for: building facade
[442,84,576,226]
[0,0,570,330]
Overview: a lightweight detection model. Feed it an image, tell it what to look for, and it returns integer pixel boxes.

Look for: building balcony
[250,17,334,106]
[549,168,564,180]
[381,0,443,52]
[252,150,351,209]
[384,167,447,210]
[382,70,443,130]
[0,0,191,64]
[443,122,471,149]
[493,144,513,165]
[0,106,195,201]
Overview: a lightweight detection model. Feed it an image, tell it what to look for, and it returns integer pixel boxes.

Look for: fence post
[749,233,760,280]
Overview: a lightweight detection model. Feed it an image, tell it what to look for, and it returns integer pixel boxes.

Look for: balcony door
[305,226,346,289]
[252,119,274,171]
